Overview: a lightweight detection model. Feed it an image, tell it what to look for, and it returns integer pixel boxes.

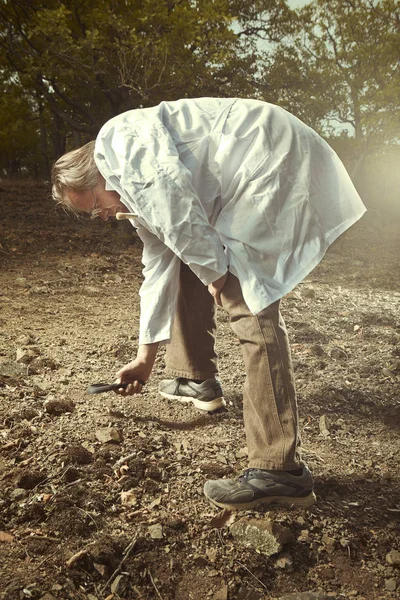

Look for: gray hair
[51,140,99,208]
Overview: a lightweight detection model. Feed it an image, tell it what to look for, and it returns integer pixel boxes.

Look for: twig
[66,547,92,568]
[235,560,268,591]
[113,451,137,470]
[148,569,164,600]
[101,535,138,594]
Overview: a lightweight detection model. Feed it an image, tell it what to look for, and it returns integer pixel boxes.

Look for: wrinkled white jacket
[94,98,366,344]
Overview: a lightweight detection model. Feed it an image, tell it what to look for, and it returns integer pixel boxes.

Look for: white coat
[94,98,366,344]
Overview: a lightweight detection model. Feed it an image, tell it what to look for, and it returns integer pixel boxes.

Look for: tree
[0,0,258,176]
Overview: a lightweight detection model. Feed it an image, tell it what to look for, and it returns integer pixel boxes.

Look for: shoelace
[238,469,257,483]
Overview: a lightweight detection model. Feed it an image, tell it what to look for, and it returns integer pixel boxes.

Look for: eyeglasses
[90,189,102,220]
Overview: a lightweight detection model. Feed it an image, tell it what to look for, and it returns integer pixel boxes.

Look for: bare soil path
[0,183,399,600]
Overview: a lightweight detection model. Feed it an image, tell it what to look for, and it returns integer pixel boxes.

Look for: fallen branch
[101,534,138,595]
[148,569,164,600]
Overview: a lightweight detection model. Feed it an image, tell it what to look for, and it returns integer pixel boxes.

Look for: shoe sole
[159,391,226,412]
[204,491,317,511]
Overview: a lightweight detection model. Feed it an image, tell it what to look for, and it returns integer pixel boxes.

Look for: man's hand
[115,342,159,396]
[208,272,228,306]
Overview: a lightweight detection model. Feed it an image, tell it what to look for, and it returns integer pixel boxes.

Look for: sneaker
[158,377,225,412]
[203,465,316,510]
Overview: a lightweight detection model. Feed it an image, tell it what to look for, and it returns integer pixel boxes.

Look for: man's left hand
[208,272,228,306]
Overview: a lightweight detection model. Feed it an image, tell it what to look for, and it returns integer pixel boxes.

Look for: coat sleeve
[135,222,181,345]
[95,118,229,285]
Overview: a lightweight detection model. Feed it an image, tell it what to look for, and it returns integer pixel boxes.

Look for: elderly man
[52,97,366,510]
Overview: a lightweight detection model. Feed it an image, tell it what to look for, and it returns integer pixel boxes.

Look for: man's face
[67,188,127,221]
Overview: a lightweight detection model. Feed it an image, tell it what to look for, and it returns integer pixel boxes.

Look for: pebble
[385,578,397,592]
[10,487,26,501]
[275,552,294,570]
[148,523,163,539]
[386,549,400,566]
[95,427,123,443]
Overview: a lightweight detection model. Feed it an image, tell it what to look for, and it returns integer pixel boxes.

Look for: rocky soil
[0,182,399,600]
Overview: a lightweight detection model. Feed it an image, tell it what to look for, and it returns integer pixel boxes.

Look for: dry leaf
[209,509,235,529]
[120,491,137,507]
[0,531,14,543]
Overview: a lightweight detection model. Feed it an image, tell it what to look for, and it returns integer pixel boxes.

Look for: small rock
[40,595,57,600]
[16,348,37,364]
[15,277,30,288]
[385,578,397,592]
[10,488,26,501]
[297,529,310,542]
[236,447,248,458]
[230,517,295,557]
[275,552,294,570]
[303,286,316,298]
[236,586,264,600]
[216,453,228,464]
[148,523,163,539]
[45,398,75,415]
[95,427,123,444]
[319,415,330,437]
[213,584,228,600]
[386,549,400,566]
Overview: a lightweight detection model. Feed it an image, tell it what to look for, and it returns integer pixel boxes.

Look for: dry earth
[0,182,399,600]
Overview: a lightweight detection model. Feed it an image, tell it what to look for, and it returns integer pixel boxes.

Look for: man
[52,97,366,510]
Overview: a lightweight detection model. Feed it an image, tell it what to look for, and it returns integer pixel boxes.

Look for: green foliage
[258,0,400,147]
[0,0,398,191]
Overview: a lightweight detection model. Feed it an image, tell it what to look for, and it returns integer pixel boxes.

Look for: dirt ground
[0,182,399,600]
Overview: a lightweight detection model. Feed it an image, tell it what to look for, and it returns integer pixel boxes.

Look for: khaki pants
[165,263,303,471]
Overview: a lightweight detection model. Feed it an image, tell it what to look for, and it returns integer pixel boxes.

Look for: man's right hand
[114,342,159,396]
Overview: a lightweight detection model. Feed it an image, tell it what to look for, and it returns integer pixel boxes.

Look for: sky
[287,0,311,7]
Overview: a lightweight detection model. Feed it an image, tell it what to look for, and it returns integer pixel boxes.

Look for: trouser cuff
[248,459,304,471]
[164,368,218,380]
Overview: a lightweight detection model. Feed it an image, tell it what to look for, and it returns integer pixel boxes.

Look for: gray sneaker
[158,377,225,412]
[204,466,316,510]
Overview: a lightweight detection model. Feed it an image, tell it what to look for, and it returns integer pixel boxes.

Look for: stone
[16,348,37,364]
[385,578,397,592]
[303,286,316,298]
[10,488,27,501]
[95,427,123,444]
[275,552,294,570]
[319,415,330,437]
[230,517,295,557]
[148,523,163,539]
[386,549,400,566]
[213,584,228,600]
